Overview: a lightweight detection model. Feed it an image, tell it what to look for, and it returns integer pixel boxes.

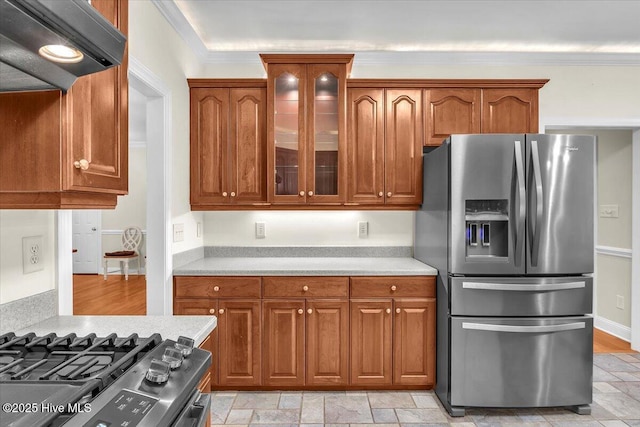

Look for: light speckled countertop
[173,257,437,276]
[14,315,216,346]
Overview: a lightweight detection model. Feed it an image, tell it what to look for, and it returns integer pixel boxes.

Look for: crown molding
[152,0,640,67]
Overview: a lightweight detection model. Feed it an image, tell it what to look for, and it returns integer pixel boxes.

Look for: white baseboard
[595,316,632,342]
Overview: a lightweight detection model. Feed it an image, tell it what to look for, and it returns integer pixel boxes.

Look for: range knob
[162,347,184,369]
[145,359,171,384]
[175,336,195,357]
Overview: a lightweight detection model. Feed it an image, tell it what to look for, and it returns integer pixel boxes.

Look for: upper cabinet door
[385,89,423,205]
[347,88,385,205]
[66,0,128,194]
[230,88,267,204]
[190,88,230,205]
[482,88,539,133]
[306,64,347,204]
[268,63,307,204]
[424,88,480,146]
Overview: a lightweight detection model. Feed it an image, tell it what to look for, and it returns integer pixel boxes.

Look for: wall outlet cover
[255,222,266,239]
[599,204,619,218]
[358,221,369,238]
[23,235,44,274]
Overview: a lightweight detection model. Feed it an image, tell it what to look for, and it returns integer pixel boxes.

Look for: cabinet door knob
[387,192,392,197]
[230,192,236,197]
[298,308,304,315]
[213,286,220,292]
[307,308,313,314]
[74,159,90,170]
[302,285,309,292]
[209,308,215,314]
[396,308,401,314]
[385,308,391,314]
[390,285,397,291]
[222,192,228,197]
[378,191,383,197]
[218,308,225,314]
[308,191,313,196]
[299,191,305,197]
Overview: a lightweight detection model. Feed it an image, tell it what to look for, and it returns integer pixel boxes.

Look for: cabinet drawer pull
[299,191,305,196]
[218,309,225,314]
[209,309,215,314]
[385,308,391,314]
[298,308,304,315]
[302,285,309,292]
[378,191,383,197]
[213,286,220,292]
[390,285,397,291]
[396,308,401,314]
[74,159,90,170]
[222,191,228,197]
[308,191,313,196]
[230,192,236,197]
[387,192,392,197]
[307,308,313,314]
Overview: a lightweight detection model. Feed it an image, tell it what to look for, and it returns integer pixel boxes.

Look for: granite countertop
[173,256,437,276]
[15,315,217,346]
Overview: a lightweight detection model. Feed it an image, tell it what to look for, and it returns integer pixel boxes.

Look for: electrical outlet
[616,295,624,310]
[600,204,619,218]
[358,221,368,238]
[23,235,44,274]
[255,222,266,239]
[173,223,184,242]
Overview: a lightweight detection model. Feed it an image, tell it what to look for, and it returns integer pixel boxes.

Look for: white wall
[0,211,56,304]
[129,0,205,254]
[203,211,413,247]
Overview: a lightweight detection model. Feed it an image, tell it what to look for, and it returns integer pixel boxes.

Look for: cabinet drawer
[174,276,261,298]
[350,276,435,298]
[263,277,348,298]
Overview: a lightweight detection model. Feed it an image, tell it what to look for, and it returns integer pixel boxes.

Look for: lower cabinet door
[450,316,593,407]
[262,300,305,386]
[306,299,349,386]
[350,299,392,385]
[218,299,262,386]
[393,298,435,386]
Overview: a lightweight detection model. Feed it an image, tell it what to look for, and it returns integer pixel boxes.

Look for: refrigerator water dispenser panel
[465,200,508,258]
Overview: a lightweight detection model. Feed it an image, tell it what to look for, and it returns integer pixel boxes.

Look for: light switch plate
[255,222,266,239]
[358,221,368,238]
[599,204,619,218]
[173,223,185,242]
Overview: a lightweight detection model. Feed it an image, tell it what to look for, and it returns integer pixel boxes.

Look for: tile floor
[209,353,640,426]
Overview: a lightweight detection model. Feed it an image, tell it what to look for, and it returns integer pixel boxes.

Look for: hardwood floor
[73,274,146,315]
[72,274,635,353]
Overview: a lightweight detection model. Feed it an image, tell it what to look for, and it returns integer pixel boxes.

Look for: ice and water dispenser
[465,199,509,258]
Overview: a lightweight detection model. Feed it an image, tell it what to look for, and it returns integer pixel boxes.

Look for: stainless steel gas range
[0,331,211,426]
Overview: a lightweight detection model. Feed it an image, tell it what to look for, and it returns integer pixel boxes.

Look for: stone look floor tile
[600,420,631,427]
[233,392,280,409]
[412,393,440,409]
[368,391,416,408]
[593,391,640,418]
[372,408,399,423]
[226,409,253,424]
[279,393,303,409]
[324,394,373,424]
[300,393,324,424]
[594,381,623,393]
[395,408,448,423]
[250,409,300,424]
[616,354,640,363]
[595,355,638,372]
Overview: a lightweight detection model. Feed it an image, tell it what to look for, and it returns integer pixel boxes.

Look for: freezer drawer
[450,276,592,316]
[450,316,593,408]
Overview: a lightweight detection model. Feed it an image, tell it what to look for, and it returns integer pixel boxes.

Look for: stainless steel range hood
[0,0,126,92]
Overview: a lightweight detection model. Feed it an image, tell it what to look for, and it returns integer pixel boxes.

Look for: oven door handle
[172,390,211,427]
[462,322,586,333]
[462,281,586,291]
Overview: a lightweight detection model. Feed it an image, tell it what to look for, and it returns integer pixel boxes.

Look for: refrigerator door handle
[462,281,586,291]
[530,140,544,266]
[514,140,526,266]
[462,322,586,333]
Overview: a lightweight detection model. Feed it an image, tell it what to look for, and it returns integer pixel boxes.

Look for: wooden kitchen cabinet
[262,276,349,386]
[482,88,539,133]
[0,0,128,209]
[424,88,481,146]
[188,81,267,209]
[261,54,353,205]
[347,88,423,207]
[174,276,262,387]
[350,276,436,387]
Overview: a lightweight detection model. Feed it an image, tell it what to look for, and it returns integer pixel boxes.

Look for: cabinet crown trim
[347,79,549,88]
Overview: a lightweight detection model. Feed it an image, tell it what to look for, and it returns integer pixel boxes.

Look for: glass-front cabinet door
[263,54,352,205]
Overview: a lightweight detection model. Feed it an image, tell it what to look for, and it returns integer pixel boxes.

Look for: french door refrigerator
[415,134,595,417]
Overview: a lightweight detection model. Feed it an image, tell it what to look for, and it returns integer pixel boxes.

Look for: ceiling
[154,0,640,64]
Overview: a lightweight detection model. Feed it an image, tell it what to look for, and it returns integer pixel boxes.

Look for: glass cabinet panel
[313,72,339,196]
[274,72,299,196]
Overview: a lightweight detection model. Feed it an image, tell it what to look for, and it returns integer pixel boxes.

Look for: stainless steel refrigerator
[415,134,595,416]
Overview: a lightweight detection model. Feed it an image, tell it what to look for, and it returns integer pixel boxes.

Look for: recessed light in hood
[0,0,126,93]
[39,44,84,63]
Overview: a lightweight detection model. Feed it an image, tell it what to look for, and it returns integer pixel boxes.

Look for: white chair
[103,226,142,280]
